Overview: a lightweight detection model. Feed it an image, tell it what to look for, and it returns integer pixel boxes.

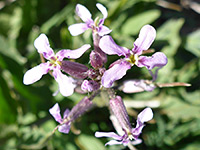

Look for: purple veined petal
[132,108,153,138]
[63,109,70,119]
[34,34,54,59]
[95,132,122,140]
[102,60,131,88]
[137,52,168,70]
[98,25,112,36]
[56,44,91,60]
[49,103,62,123]
[96,3,108,19]
[23,63,50,85]
[52,70,76,97]
[58,123,71,134]
[137,107,153,124]
[76,4,93,23]
[68,23,89,36]
[132,25,156,55]
[105,140,123,146]
[99,35,130,57]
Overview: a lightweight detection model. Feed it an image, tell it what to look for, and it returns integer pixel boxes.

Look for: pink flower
[99,25,168,88]
[95,96,153,146]
[49,97,93,134]
[68,3,111,36]
[23,34,90,96]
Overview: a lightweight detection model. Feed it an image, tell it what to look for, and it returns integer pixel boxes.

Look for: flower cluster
[23,3,170,148]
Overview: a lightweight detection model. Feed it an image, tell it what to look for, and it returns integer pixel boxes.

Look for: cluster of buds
[23,2,189,148]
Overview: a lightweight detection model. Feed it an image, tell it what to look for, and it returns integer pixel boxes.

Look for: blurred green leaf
[162,95,200,121]
[41,4,73,33]
[122,10,160,35]
[76,134,105,150]
[185,29,200,57]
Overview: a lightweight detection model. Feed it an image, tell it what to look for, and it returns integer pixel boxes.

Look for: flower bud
[90,51,103,69]
[81,80,100,92]
[109,96,132,132]
[61,60,88,79]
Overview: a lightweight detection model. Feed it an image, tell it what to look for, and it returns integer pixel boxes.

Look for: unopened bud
[61,60,88,79]
[90,51,103,69]
[110,96,132,132]
[81,80,100,92]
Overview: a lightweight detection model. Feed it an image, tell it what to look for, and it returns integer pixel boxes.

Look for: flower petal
[63,109,70,119]
[102,60,131,88]
[76,4,93,23]
[105,140,123,146]
[96,3,108,19]
[98,25,112,36]
[131,139,142,145]
[56,44,91,60]
[137,107,153,123]
[53,70,76,97]
[23,63,49,85]
[68,23,89,36]
[34,34,54,59]
[58,124,71,134]
[133,25,156,55]
[99,35,130,57]
[49,103,62,123]
[95,132,121,140]
[137,52,168,70]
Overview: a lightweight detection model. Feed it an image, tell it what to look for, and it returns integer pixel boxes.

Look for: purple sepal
[61,60,89,79]
[110,96,132,131]
[90,51,103,69]
[68,96,93,121]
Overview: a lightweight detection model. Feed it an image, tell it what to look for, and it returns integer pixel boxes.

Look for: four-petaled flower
[23,33,91,96]
[95,106,153,146]
[68,3,112,36]
[49,97,93,134]
[99,25,168,88]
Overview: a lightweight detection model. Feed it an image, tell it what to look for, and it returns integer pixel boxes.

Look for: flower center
[94,17,100,27]
[128,132,134,140]
[49,56,61,67]
[127,53,139,65]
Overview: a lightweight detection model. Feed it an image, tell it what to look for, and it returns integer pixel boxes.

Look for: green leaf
[185,29,200,57]
[122,10,161,35]
[0,73,16,123]
[41,4,73,33]
[76,134,105,150]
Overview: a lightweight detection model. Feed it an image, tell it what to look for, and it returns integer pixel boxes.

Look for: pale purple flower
[49,97,93,134]
[68,3,111,36]
[95,96,153,146]
[23,33,90,97]
[99,25,168,88]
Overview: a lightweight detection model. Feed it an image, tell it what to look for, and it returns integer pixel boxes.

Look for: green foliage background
[0,0,199,149]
